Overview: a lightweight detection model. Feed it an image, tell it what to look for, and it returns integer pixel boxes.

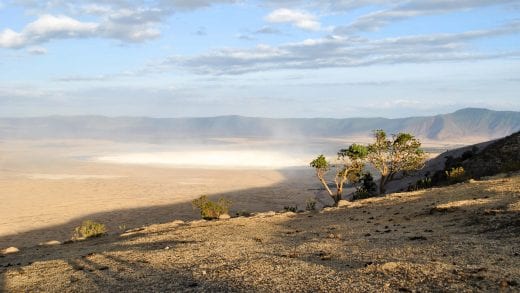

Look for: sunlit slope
[2,174,519,292]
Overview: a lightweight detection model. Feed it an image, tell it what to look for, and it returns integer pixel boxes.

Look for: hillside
[1,108,518,142]
[462,131,520,178]
[1,174,519,292]
[386,131,520,193]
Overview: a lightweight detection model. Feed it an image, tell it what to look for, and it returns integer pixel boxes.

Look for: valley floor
[1,173,519,292]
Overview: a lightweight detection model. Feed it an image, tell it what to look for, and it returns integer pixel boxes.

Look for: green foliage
[192,195,231,220]
[310,154,329,170]
[310,146,368,205]
[408,177,433,191]
[73,220,107,239]
[310,129,425,199]
[353,172,378,200]
[446,166,466,183]
[338,144,368,160]
[366,129,426,194]
[305,198,317,211]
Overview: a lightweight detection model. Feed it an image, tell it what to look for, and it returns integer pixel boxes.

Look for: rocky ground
[1,173,519,292]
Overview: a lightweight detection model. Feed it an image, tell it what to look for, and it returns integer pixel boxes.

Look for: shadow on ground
[1,174,518,292]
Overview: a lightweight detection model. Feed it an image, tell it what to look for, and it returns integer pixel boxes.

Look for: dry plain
[0,137,458,249]
[0,139,322,248]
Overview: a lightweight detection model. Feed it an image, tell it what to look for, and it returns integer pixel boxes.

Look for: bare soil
[1,174,519,292]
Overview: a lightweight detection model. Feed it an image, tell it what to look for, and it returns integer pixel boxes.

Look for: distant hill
[0,108,518,142]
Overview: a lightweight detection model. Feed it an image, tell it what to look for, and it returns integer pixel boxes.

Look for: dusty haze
[0,135,462,248]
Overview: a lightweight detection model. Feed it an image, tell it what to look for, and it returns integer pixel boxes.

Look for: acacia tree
[310,144,367,205]
[367,130,427,194]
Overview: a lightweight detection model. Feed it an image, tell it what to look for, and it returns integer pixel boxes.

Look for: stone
[2,247,19,255]
[381,262,399,271]
[39,240,61,246]
[255,211,276,218]
[218,213,231,220]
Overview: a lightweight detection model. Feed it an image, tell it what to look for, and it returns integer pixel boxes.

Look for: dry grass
[1,174,519,292]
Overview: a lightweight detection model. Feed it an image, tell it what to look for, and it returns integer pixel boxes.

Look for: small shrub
[446,166,466,183]
[73,220,107,239]
[192,195,231,220]
[283,205,298,213]
[408,177,432,191]
[305,198,317,211]
[353,172,378,200]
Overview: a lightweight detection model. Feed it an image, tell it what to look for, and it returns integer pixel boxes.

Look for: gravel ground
[1,174,519,292]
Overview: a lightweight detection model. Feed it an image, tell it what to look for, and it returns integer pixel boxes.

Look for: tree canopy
[310,144,368,205]
[366,130,426,194]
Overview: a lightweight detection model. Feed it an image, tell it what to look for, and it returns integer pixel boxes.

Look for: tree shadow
[262,181,520,291]
[1,172,518,291]
[0,168,321,249]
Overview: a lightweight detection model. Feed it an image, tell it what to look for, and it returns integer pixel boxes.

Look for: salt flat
[0,138,459,248]
[0,139,319,248]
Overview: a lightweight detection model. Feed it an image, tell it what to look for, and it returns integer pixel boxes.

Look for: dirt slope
[1,174,519,292]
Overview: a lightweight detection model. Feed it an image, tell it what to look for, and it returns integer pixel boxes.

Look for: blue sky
[0,0,519,118]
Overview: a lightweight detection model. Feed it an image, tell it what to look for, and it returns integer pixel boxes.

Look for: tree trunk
[379,175,387,195]
[319,177,333,197]
[334,189,342,205]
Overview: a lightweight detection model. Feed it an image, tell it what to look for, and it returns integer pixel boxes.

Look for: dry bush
[73,220,107,239]
[192,195,231,220]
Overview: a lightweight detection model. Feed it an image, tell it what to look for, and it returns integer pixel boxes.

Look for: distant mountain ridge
[0,108,519,142]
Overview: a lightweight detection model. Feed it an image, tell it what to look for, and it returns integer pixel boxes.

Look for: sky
[0,0,519,118]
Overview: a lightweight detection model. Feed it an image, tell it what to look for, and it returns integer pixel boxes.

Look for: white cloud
[255,26,282,34]
[25,14,97,37]
[159,0,239,11]
[335,0,517,33]
[80,4,112,15]
[157,22,520,75]
[0,10,167,48]
[27,46,48,55]
[3,0,241,48]
[0,14,98,48]
[0,29,25,48]
[266,8,321,31]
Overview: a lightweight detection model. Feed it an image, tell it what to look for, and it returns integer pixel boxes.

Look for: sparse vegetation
[73,220,107,239]
[310,144,367,205]
[310,130,426,199]
[192,195,231,220]
[408,176,433,191]
[305,198,317,211]
[283,205,298,213]
[366,130,427,194]
[352,172,378,200]
[446,166,466,183]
